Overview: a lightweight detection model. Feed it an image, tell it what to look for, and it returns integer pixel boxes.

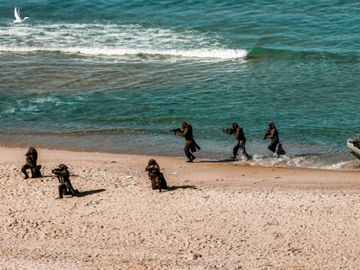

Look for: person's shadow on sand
[77,189,106,197]
[40,174,81,179]
[167,185,197,191]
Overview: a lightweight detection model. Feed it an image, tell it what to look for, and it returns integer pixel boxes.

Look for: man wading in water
[175,122,201,162]
[223,122,251,160]
[264,122,286,155]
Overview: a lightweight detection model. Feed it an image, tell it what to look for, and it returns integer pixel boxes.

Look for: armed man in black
[21,147,42,179]
[176,122,200,162]
[145,159,168,192]
[223,122,251,160]
[52,164,79,199]
[264,122,286,155]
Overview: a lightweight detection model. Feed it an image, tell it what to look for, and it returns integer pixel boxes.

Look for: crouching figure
[145,159,168,192]
[21,147,42,179]
[52,164,80,199]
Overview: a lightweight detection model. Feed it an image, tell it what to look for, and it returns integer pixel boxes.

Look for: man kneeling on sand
[21,147,42,179]
[145,159,168,192]
[52,164,80,199]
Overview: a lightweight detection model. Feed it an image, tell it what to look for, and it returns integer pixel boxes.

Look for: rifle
[264,129,271,139]
[170,128,181,134]
[222,128,235,135]
[52,168,63,176]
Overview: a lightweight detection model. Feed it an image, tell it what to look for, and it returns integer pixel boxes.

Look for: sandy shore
[1,146,360,269]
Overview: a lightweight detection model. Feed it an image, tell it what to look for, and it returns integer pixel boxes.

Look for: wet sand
[1,146,360,269]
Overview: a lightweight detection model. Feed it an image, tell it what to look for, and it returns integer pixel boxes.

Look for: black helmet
[59,164,68,170]
[148,159,157,165]
[26,147,37,155]
[232,122,238,129]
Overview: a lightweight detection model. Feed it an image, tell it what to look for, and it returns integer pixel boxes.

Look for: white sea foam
[325,161,353,170]
[0,46,247,59]
[19,105,42,113]
[30,96,60,104]
[4,107,16,114]
[244,153,328,169]
[0,23,247,60]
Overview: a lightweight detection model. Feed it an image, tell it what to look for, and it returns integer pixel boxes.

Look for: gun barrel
[52,168,61,174]
[170,128,181,134]
[222,128,234,135]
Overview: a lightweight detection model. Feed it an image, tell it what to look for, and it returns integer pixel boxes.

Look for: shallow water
[0,1,359,168]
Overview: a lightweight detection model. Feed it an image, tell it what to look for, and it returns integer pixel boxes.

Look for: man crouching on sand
[145,159,167,192]
[52,164,79,199]
[21,147,42,179]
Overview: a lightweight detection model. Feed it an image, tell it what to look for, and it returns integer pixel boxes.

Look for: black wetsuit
[233,127,251,159]
[52,168,78,198]
[178,124,200,162]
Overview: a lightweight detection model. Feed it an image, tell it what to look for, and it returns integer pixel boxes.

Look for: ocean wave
[239,151,356,170]
[247,47,360,62]
[325,160,360,170]
[245,154,308,168]
[0,46,247,59]
[0,23,247,60]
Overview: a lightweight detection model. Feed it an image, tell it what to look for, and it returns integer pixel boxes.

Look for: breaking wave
[0,23,247,60]
[0,46,247,59]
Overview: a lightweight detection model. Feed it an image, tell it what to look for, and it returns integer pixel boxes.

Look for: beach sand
[1,146,360,269]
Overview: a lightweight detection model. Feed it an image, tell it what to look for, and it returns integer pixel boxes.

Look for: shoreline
[1,145,359,190]
[0,135,357,171]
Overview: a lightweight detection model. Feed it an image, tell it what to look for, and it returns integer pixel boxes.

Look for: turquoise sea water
[0,1,359,168]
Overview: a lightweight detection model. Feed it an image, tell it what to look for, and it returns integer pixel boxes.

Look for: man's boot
[21,168,29,179]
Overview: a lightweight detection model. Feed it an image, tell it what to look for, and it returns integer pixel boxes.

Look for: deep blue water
[0,1,359,168]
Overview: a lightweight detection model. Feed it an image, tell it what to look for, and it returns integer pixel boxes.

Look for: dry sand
[1,146,360,270]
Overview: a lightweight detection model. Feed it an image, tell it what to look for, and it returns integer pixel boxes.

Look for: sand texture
[1,147,360,270]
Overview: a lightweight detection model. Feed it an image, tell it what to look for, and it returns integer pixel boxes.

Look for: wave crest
[0,46,247,59]
[0,23,247,60]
